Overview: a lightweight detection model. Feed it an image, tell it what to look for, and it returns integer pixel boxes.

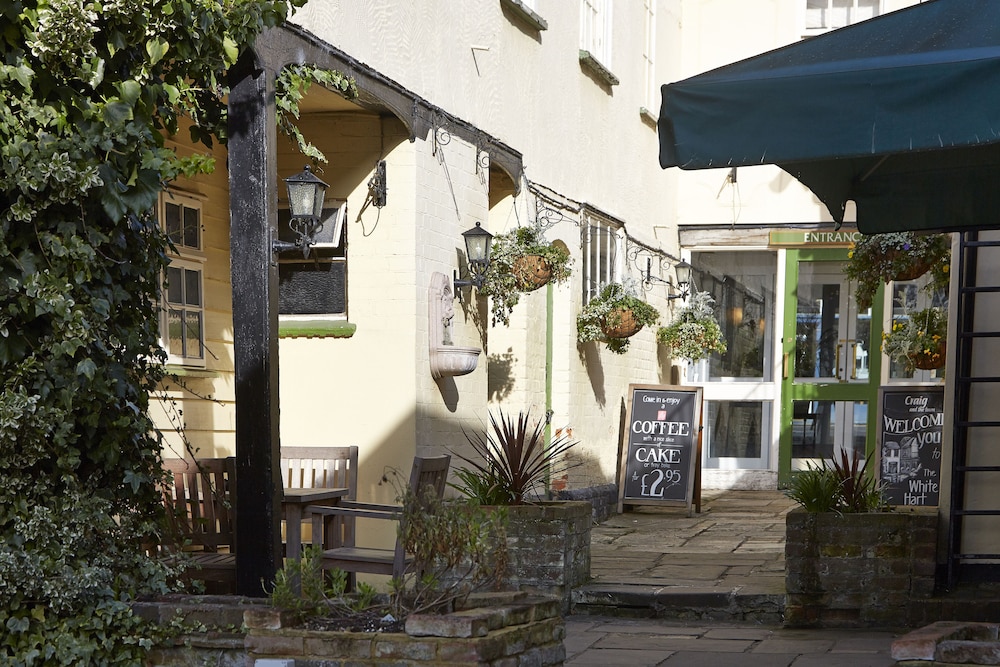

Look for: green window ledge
[279,319,357,339]
[163,366,219,379]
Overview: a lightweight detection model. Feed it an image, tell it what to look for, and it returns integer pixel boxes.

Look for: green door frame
[778,247,885,484]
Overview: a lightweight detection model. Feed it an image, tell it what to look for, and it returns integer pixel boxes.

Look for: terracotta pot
[909,343,946,370]
[600,308,642,339]
[512,254,553,291]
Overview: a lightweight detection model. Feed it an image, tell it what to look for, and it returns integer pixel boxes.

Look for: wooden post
[227,48,284,595]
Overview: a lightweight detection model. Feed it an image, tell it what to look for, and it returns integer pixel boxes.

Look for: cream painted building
[156,0,958,544]
[155,0,688,532]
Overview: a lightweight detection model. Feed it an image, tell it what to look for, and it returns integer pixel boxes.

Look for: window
[160,193,205,367]
[691,251,777,381]
[805,0,880,35]
[580,0,617,85]
[642,0,657,112]
[500,0,548,31]
[581,212,622,304]
[278,202,347,317]
[887,277,947,382]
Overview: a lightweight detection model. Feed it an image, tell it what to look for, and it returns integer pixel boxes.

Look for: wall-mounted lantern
[453,222,493,293]
[646,257,694,301]
[273,165,329,258]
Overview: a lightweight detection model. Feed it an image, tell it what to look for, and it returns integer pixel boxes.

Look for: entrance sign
[877,386,944,507]
[618,384,702,516]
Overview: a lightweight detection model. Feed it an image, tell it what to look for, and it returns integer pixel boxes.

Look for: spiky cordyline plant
[453,410,579,505]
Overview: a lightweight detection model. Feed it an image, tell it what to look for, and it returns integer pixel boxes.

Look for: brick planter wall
[785,507,938,628]
[505,500,592,613]
[134,593,564,666]
[246,592,565,666]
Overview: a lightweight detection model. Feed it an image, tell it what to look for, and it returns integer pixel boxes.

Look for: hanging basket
[512,254,553,292]
[600,308,643,339]
[887,251,934,282]
[909,343,946,370]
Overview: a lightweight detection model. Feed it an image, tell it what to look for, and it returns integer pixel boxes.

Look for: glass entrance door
[781,250,883,477]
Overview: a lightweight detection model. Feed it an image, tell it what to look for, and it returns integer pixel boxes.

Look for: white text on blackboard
[634,447,682,464]
[632,420,691,436]
[883,413,943,433]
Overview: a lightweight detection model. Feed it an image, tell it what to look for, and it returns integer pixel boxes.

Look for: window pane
[166,266,183,305]
[183,205,200,249]
[184,311,203,359]
[168,308,184,356]
[707,401,762,459]
[165,202,182,245]
[691,251,776,380]
[184,268,201,307]
[278,260,347,315]
[830,0,851,28]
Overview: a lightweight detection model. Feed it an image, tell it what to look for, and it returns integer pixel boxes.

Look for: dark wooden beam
[227,49,283,595]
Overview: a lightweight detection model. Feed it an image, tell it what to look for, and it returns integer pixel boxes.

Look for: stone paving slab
[565,616,900,667]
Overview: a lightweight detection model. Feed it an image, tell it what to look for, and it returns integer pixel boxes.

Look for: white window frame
[580,0,612,69]
[642,0,657,112]
[581,211,623,304]
[802,0,881,37]
[160,192,206,368]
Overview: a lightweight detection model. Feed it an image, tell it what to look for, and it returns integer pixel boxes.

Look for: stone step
[571,583,785,625]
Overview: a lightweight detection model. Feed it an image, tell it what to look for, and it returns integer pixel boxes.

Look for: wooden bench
[161,457,237,592]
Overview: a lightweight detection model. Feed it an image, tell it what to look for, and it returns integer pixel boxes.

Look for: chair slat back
[280,446,358,500]
[162,458,236,552]
[395,454,451,574]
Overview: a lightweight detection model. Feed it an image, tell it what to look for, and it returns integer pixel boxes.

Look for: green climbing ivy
[0,1,349,663]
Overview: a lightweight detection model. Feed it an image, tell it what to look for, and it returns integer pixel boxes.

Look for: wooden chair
[307,454,451,583]
[280,446,359,561]
[161,457,237,592]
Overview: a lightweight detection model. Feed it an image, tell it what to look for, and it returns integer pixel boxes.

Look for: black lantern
[274,165,329,258]
[670,260,693,300]
[454,222,493,292]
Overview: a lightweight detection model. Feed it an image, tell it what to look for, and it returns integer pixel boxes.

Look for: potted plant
[576,283,660,354]
[784,448,937,628]
[882,306,947,371]
[844,232,950,310]
[450,409,589,612]
[481,226,572,326]
[655,291,728,360]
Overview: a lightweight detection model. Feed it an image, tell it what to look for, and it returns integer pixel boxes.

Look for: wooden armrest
[304,504,401,521]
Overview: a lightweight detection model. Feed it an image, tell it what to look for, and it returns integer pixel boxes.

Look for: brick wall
[784,508,938,628]
[505,501,593,613]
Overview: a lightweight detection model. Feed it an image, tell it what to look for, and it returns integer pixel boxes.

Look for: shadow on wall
[488,348,516,402]
[578,341,606,408]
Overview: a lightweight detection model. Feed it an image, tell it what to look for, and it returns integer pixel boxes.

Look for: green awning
[658,0,1000,234]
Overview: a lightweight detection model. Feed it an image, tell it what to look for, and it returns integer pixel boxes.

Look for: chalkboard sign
[877,386,944,507]
[617,384,703,516]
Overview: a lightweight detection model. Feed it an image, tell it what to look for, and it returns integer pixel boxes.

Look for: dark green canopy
[658,0,1000,233]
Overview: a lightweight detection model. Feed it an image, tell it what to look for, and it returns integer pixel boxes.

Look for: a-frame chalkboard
[617,384,703,516]
[876,385,944,507]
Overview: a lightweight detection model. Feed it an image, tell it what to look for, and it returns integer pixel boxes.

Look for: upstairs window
[580,0,617,85]
[160,192,205,368]
[805,0,880,35]
[642,0,657,112]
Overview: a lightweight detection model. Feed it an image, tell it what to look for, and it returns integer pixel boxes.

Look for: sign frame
[876,385,944,507]
[617,384,703,516]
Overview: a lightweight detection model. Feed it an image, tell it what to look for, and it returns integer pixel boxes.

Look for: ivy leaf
[222,36,239,65]
[145,37,169,65]
[76,359,97,380]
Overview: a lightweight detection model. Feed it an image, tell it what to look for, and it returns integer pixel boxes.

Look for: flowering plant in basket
[844,232,950,310]
[882,306,947,371]
[480,226,572,326]
[576,283,660,354]
[656,291,728,360]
